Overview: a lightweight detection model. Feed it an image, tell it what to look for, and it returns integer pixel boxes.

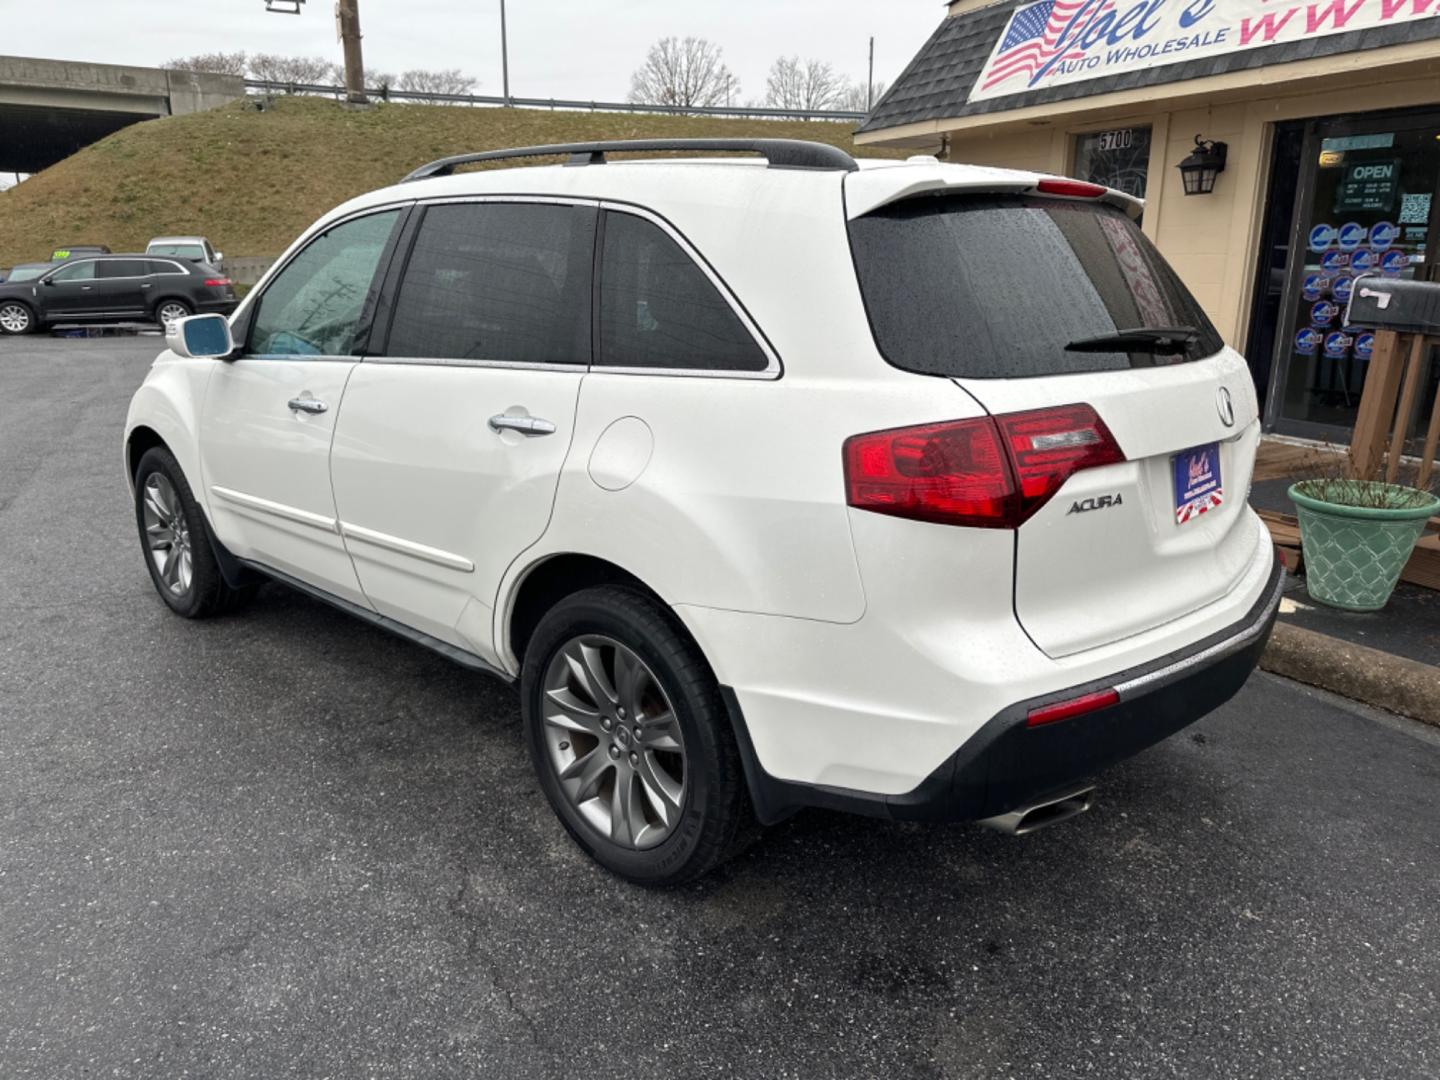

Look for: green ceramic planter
[1288,482,1440,612]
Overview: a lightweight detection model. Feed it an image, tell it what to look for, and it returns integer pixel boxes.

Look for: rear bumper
[195,298,239,316]
[724,551,1284,826]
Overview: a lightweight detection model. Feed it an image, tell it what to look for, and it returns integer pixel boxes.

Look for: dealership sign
[969,0,1438,102]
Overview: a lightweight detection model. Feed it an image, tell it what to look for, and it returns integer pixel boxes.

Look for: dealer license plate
[1173,443,1223,525]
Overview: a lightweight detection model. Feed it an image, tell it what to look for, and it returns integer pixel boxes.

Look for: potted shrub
[1289,474,1439,611]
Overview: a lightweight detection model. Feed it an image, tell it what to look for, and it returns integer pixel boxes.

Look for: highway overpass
[0,56,244,175]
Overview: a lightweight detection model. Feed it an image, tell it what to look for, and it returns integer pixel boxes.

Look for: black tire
[521,586,756,886]
[153,298,192,328]
[133,446,255,618]
[0,299,36,335]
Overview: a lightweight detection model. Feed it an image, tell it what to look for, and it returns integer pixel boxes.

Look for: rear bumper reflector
[1026,688,1120,727]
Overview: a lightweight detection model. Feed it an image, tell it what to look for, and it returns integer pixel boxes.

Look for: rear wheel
[0,300,35,335]
[134,446,254,618]
[155,299,192,329]
[521,586,755,886]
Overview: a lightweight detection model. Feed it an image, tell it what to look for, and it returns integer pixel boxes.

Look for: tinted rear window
[848,195,1223,378]
[150,244,206,260]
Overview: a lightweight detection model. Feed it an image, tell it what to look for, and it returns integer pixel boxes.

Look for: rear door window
[847,195,1223,378]
[597,211,769,373]
[384,202,595,364]
[98,260,147,279]
[249,209,401,357]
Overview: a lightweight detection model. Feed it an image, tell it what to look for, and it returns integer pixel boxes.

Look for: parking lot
[2,334,1438,1079]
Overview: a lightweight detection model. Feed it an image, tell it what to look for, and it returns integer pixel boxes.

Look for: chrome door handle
[288,397,329,415]
[489,414,556,437]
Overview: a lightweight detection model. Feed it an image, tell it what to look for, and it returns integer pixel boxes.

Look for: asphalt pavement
[2,334,1439,1079]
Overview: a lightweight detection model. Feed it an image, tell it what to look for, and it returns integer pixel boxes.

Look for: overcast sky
[7,1,943,103]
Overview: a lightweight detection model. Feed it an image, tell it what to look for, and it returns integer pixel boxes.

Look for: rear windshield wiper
[1064,326,1200,354]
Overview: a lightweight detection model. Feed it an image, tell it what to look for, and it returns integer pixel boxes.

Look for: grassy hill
[0,96,898,265]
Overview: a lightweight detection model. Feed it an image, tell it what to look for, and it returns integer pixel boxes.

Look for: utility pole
[500,0,511,106]
[337,0,367,105]
[867,37,875,112]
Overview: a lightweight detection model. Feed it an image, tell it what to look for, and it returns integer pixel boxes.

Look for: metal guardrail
[242,79,868,122]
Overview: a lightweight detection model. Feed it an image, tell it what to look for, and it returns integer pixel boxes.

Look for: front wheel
[521,586,755,886]
[154,299,192,329]
[134,446,254,618]
[0,300,36,335]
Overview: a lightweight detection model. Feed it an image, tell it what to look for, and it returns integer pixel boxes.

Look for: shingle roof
[858,3,1440,135]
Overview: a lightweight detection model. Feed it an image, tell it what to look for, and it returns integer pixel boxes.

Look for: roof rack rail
[401,139,859,182]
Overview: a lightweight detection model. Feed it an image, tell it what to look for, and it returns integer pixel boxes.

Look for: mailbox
[1344,274,1440,335]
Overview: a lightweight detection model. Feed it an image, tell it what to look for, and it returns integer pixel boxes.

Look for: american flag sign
[969,0,1438,105]
[980,0,1108,93]
[1173,445,1224,525]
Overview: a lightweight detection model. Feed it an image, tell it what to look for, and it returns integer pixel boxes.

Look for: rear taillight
[843,404,1123,529]
[843,417,1015,528]
[996,404,1125,517]
[1035,178,1107,199]
[204,277,231,287]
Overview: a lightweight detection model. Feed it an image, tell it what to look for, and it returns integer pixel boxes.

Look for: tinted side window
[147,260,187,276]
[250,210,400,357]
[99,260,148,279]
[598,212,768,372]
[49,261,96,282]
[385,202,594,364]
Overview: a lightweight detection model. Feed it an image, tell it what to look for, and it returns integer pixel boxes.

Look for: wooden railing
[1350,329,1440,490]
[1345,328,1438,589]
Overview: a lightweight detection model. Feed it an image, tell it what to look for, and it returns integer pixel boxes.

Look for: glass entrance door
[1267,110,1440,441]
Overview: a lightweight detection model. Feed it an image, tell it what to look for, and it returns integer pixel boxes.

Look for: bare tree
[161,51,249,77]
[764,56,844,112]
[627,37,737,109]
[398,69,479,96]
[247,53,337,86]
[359,66,398,92]
[837,78,888,113]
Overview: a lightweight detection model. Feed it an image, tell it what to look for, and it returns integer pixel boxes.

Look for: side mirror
[214,251,225,263]
[168,313,235,359]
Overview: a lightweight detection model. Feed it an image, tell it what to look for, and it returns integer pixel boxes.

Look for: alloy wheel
[0,303,31,333]
[540,634,688,850]
[142,473,193,596]
[157,302,189,328]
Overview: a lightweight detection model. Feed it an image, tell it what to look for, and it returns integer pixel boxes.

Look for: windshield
[9,266,44,282]
[847,194,1223,379]
[149,243,206,260]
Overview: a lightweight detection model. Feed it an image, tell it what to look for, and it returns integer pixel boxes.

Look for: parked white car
[146,235,224,268]
[124,139,1282,884]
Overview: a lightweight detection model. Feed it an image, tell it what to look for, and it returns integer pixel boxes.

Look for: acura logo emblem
[1216,387,1236,428]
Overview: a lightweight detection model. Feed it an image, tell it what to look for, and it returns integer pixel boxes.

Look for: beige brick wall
[945,128,1066,174]
[1149,103,1251,337]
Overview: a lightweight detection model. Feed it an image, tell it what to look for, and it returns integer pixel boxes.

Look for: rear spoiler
[845,165,1143,221]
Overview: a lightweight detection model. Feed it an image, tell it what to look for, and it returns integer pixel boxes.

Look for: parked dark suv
[0,255,237,335]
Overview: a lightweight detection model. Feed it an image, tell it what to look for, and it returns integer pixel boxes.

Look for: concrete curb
[1260,621,1440,727]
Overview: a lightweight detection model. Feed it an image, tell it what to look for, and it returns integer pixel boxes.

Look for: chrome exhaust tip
[979,784,1095,836]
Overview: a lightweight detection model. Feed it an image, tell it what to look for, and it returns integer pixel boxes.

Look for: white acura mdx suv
[124,139,1282,884]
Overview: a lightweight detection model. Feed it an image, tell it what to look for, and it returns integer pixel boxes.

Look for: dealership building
[858,0,1440,444]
